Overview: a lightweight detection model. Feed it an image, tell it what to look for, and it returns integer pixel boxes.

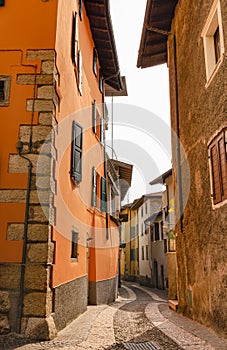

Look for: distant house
[0,0,128,339]
[120,201,139,282]
[138,0,227,336]
[133,193,162,287]
[150,169,177,303]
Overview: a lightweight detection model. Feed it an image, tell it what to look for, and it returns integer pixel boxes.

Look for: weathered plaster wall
[168,0,227,336]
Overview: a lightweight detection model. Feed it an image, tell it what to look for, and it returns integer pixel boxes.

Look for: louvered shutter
[72,12,78,65]
[92,167,97,207]
[71,121,83,183]
[101,177,107,212]
[218,134,227,200]
[100,117,104,145]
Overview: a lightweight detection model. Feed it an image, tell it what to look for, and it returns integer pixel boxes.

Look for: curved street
[0,282,226,350]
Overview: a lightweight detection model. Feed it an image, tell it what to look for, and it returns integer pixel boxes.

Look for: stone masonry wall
[168,0,227,336]
[0,49,58,339]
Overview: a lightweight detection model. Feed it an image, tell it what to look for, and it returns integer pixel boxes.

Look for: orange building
[0,0,129,339]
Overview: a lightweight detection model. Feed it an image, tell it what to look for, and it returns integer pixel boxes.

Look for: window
[71,229,79,259]
[141,207,143,217]
[145,225,149,235]
[154,222,159,241]
[91,167,107,212]
[130,227,135,239]
[93,49,97,76]
[208,127,227,206]
[201,0,224,83]
[150,226,154,242]
[72,12,78,66]
[141,246,144,260]
[79,0,82,20]
[92,100,104,144]
[130,249,136,261]
[0,0,5,6]
[145,203,147,214]
[160,221,164,240]
[141,223,143,236]
[0,76,11,106]
[71,121,83,183]
[146,245,149,260]
[78,50,82,95]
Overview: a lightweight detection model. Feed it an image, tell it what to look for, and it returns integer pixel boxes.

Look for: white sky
[106,0,172,203]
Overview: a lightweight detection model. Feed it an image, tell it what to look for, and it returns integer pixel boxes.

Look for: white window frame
[201,0,224,86]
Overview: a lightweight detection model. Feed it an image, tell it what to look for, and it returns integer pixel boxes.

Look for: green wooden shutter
[92,101,97,134]
[92,167,97,207]
[101,177,107,212]
[71,121,83,183]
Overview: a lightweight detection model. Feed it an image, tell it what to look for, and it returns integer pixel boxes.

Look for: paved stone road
[0,282,226,350]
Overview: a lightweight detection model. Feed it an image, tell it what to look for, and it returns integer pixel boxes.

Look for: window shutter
[218,135,227,200]
[210,144,222,204]
[79,0,82,20]
[100,117,104,145]
[99,71,103,93]
[93,49,97,75]
[72,12,78,65]
[78,50,82,95]
[0,0,5,6]
[101,177,107,212]
[71,121,83,183]
[92,101,97,134]
[92,167,97,207]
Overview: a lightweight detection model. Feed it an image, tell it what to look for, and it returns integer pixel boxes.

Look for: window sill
[71,258,78,263]
[205,54,224,89]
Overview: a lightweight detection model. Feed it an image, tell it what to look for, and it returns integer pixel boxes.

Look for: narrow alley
[0,282,226,350]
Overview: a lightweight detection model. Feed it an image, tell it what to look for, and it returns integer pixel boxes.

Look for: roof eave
[84,0,123,91]
[137,0,179,69]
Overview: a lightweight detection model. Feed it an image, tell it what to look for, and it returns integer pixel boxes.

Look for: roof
[131,192,162,210]
[144,211,162,224]
[111,159,133,200]
[84,0,123,91]
[105,76,128,97]
[137,0,178,68]
[149,168,172,186]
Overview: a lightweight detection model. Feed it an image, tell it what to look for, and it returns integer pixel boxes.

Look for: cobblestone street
[0,282,226,350]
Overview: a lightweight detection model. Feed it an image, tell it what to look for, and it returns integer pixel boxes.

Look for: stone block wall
[168,0,227,336]
[0,49,58,339]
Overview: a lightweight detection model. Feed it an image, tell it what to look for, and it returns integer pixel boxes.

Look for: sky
[106,0,172,203]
